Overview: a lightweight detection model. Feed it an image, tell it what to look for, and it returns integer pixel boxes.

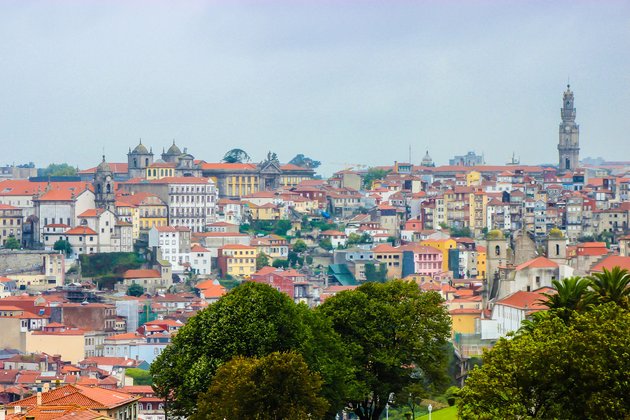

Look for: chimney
[0,404,5,420]
[36,391,42,406]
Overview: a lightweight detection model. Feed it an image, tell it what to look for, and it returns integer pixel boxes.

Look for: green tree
[256,252,270,270]
[3,236,20,250]
[319,238,333,251]
[287,251,303,268]
[450,226,472,238]
[38,163,77,177]
[318,281,452,420]
[127,283,145,297]
[288,154,321,169]
[151,282,352,417]
[541,276,595,320]
[53,239,73,256]
[272,259,290,268]
[222,148,251,163]
[364,263,387,282]
[126,368,152,385]
[459,303,630,419]
[274,219,292,236]
[587,267,630,309]
[362,168,391,190]
[192,352,329,420]
[292,239,307,253]
[347,232,362,246]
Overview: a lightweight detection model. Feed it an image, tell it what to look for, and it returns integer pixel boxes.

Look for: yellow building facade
[221,245,257,278]
[420,238,456,272]
[449,309,481,337]
[26,329,86,364]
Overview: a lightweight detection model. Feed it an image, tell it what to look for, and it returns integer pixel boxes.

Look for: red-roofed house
[122,268,172,294]
[195,280,226,303]
[319,230,347,249]
[33,186,95,244]
[218,244,257,278]
[590,255,630,273]
[6,384,139,419]
[486,289,550,338]
[499,256,572,298]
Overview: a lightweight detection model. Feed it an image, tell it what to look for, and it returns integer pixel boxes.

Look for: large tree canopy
[318,281,451,420]
[362,167,391,189]
[38,163,77,177]
[460,270,630,419]
[222,148,251,163]
[288,154,321,169]
[150,282,352,418]
[191,351,329,420]
[459,303,630,419]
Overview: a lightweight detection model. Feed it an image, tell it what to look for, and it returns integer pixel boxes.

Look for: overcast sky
[1,1,629,176]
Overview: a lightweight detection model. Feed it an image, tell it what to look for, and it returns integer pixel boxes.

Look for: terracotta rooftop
[515,256,558,271]
[590,256,630,273]
[122,269,161,279]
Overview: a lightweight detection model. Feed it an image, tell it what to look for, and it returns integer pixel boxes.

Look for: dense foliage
[38,163,77,177]
[3,236,20,250]
[191,352,328,420]
[318,281,452,420]
[126,283,145,297]
[150,282,353,418]
[222,148,251,163]
[459,268,630,419]
[362,167,391,189]
[79,252,143,277]
[126,368,152,385]
[53,239,72,255]
[288,154,321,169]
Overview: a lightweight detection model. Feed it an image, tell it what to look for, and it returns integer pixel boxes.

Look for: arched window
[133,158,138,168]
[106,184,111,194]
[145,158,149,166]
[555,244,560,256]
[97,184,102,193]
[495,245,501,256]
[146,403,152,411]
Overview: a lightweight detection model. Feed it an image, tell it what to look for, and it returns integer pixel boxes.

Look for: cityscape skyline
[1,1,629,176]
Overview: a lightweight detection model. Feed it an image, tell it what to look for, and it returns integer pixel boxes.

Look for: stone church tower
[94,156,115,212]
[558,84,580,172]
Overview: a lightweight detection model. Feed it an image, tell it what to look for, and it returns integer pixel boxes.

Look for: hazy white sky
[1,1,629,175]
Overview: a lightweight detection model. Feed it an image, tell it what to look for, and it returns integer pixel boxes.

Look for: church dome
[167,141,182,156]
[96,156,111,173]
[132,141,149,154]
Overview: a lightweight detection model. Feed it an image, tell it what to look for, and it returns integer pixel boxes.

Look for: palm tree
[540,276,595,321]
[587,267,630,309]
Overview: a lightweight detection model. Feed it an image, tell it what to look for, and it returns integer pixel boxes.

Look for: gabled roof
[495,290,548,312]
[77,209,105,218]
[64,226,98,235]
[515,256,558,271]
[7,384,137,409]
[590,256,630,273]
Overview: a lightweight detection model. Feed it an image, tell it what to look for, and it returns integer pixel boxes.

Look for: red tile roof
[495,290,548,312]
[122,269,161,279]
[64,226,98,235]
[79,163,128,174]
[201,162,257,171]
[77,208,105,218]
[590,256,630,273]
[515,256,558,271]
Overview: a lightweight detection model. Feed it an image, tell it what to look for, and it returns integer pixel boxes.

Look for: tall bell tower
[558,84,580,172]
